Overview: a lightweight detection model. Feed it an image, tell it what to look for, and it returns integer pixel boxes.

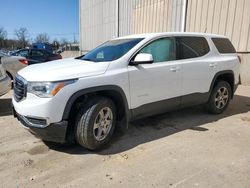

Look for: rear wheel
[74,97,116,150]
[207,80,232,114]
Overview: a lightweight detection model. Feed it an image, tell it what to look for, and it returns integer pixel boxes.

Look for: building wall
[132,0,185,34]
[79,0,118,52]
[185,0,250,85]
[80,0,250,85]
[186,0,250,52]
[118,0,134,36]
[80,0,185,51]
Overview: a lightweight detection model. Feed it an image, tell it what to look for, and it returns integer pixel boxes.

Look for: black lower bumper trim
[28,121,68,143]
[234,83,239,93]
[14,109,68,143]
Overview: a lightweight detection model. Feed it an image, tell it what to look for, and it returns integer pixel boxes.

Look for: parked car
[32,42,53,53]
[0,52,28,81]
[0,57,11,96]
[11,49,62,65]
[13,32,240,150]
[8,50,19,56]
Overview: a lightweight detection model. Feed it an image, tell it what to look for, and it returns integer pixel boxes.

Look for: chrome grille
[14,75,27,102]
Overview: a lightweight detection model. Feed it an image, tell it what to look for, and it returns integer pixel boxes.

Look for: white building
[79,0,250,85]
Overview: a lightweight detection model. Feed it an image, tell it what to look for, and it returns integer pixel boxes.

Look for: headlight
[27,79,77,98]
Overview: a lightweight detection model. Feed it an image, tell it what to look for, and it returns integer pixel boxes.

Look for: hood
[18,58,110,82]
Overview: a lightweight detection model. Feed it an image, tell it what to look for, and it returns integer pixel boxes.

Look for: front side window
[177,37,210,59]
[139,38,176,63]
[81,38,143,62]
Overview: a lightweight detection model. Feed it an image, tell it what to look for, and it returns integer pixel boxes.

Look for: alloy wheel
[93,107,113,141]
[215,87,229,109]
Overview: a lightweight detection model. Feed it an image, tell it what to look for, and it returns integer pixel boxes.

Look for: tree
[14,27,30,48]
[52,38,60,50]
[0,27,7,40]
[35,33,50,43]
[0,27,7,48]
[4,39,19,50]
[60,38,68,46]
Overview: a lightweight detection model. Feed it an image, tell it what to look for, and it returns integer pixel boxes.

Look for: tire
[74,97,116,150]
[207,80,232,114]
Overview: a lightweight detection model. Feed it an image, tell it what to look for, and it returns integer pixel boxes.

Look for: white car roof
[117,32,227,40]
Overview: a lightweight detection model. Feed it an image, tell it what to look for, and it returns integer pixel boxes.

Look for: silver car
[0,52,27,81]
[0,58,11,96]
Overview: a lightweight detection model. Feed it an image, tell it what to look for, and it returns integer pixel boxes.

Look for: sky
[0,0,79,43]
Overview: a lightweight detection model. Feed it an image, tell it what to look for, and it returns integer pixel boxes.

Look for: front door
[128,37,182,118]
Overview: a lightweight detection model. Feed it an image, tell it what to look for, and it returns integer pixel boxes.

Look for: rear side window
[212,38,236,53]
[177,37,210,59]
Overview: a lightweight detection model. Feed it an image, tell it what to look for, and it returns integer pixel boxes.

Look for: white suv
[13,32,240,150]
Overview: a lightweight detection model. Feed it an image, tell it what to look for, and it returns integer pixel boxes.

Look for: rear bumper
[13,108,68,143]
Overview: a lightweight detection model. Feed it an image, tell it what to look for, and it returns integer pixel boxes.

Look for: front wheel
[207,80,232,114]
[75,97,116,150]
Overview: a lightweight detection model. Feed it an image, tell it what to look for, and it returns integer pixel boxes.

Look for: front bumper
[13,108,68,143]
[234,83,239,93]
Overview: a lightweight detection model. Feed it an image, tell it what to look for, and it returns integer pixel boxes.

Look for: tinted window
[31,50,44,57]
[139,38,176,63]
[212,38,236,53]
[18,50,29,57]
[177,37,210,59]
[81,38,143,62]
[43,50,51,56]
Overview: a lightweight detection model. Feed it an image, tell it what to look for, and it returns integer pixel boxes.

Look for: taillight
[19,59,28,65]
[237,55,241,63]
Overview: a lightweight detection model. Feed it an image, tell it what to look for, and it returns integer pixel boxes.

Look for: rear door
[176,36,216,105]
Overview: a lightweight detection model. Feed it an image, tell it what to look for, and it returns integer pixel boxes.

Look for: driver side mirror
[130,53,153,65]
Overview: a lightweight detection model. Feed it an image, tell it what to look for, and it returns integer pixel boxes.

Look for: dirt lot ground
[0,86,250,188]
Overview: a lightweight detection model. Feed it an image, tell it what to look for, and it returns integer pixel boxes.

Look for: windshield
[81,38,143,62]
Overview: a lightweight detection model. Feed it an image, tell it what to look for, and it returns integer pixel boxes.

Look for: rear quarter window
[177,37,210,59]
[212,38,236,53]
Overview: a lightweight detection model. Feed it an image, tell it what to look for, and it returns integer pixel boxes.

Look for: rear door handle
[170,66,180,72]
[209,63,218,68]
